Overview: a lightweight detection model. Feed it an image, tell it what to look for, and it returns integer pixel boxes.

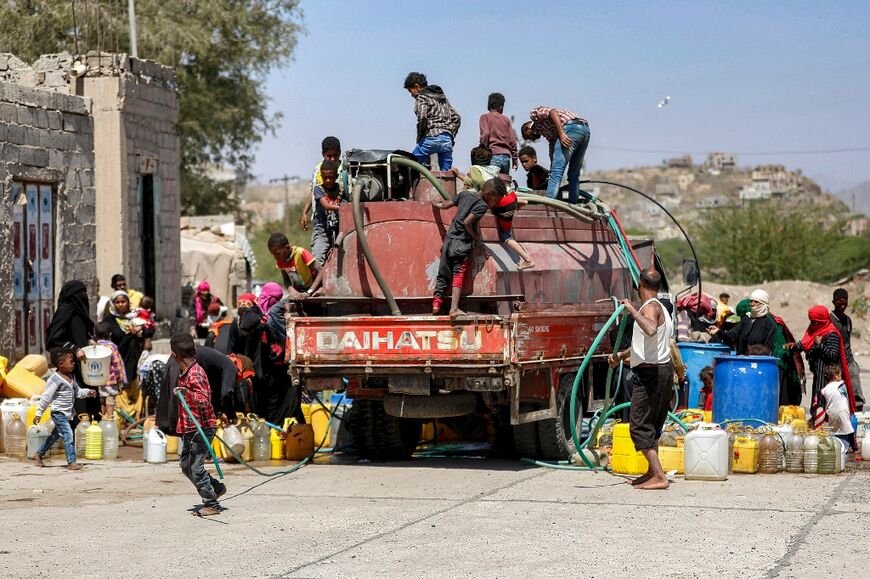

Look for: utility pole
[269,175,301,232]
[128,0,139,57]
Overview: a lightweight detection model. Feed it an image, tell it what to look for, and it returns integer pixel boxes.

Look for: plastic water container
[817,432,836,474]
[303,402,333,449]
[676,343,731,409]
[100,418,119,460]
[79,345,113,387]
[84,420,103,460]
[1,365,46,399]
[4,413,27,458]
[25,397,52,431]
[27,424,48,458]
[611,423,649,475]
[684,424,729,481]
[75,414,90,457]
[803,432,820,473]
[732,436,759,473]
[862,428,870,462]
[1,398,29,452]
[284,419,314,461]
[166,435,179,455]
[250,421,271,462]
[778,405,806,424]
[785,432,805,473]
[270,426,284,459]
[658,445,684,474]
[832,436,845,473]
[240,425,254,462]
[758,433,780,474]
[144,428,167,464]
[712,355,780,425]
[221,424,245,461]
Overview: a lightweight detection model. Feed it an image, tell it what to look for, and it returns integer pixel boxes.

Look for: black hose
[351,181,402,315]
[580,179,702,301]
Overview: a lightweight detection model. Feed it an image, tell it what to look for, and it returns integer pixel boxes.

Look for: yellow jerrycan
[283,418,314,461]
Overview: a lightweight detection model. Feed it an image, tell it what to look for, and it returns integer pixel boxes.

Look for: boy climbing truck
[285,149,671,461]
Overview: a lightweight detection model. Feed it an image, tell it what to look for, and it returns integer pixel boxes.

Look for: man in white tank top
[609,269,674,490]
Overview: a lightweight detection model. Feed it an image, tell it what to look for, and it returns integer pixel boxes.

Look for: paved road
[0,449,867,578]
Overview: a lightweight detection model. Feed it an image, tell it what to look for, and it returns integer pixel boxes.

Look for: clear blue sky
[252,0,870,192]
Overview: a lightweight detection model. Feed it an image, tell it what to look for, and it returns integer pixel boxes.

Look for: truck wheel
[537,372,583,461]
[349,399,421,461]
[512,404,541,459]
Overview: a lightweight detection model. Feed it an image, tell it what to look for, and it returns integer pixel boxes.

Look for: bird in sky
[657,96,671,108]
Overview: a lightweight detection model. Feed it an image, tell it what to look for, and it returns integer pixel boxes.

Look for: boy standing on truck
[432,179,502,317]
[479,92,517,175]
[268,233,320,296]
[405,72,461,171]
[310,159,342,267]
[301,136,342,231]
[518,145,550,190]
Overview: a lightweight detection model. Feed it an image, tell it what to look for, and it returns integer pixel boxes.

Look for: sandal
[193,506,222,517]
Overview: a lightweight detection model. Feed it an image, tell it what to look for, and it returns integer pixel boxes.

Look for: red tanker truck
[286,150,671,461]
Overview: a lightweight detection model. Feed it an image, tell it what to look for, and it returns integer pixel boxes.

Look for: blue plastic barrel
[677,342,731,409]
[712,355,780,425]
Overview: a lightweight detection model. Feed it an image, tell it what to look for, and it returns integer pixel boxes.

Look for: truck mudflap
[288,315,510,371]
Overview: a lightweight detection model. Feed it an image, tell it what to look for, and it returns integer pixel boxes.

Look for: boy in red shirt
[491,188,535,270]
[698,366,714,411]
[172,333,225,517]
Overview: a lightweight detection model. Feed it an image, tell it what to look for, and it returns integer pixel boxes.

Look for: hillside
[585,161,848,239]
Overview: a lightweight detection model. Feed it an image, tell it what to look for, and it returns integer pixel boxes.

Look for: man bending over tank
[609,269,674,490]
[431,178,502,318]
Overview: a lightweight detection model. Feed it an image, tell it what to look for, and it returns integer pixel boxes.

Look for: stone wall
[0,80,96,356]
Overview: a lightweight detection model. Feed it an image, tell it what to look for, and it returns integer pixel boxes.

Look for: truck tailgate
[288,315,509,368]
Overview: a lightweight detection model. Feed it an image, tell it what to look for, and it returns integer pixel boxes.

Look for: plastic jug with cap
[862,425,870,462]
[144,428,167,463]
[1,398,29,452]
[803,431,820,473]
[221,423,245,461]
[731,436,759,473]
[75,414,90,457]
[5,413,27,458]
[27,424,49,458]
[270,424,284,459]
[99,417,119,460]
[240,425,254,462]
[832,436,845,473]
[84,420,103,460]
[611,423,648,475]
[757,432,780,474]
[250,420,271,462]
[785,430,805,473]
[284,418,314,461]
[684,423,729,481]
[25,397,52,432]
[166,435,179,455]
[778,405,806,424]
[816,431,836,475]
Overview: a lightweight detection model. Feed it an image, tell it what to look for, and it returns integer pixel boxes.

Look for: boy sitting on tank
[431,178,501,318]
[453,146,534,270]
[33,347,97,470]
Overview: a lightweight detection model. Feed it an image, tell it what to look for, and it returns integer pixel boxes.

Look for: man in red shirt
[521,106,591,204]
[172,333,225,517]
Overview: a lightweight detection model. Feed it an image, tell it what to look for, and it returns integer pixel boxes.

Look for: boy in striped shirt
[34,347,97,470]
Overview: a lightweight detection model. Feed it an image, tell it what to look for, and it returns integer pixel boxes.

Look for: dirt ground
[0,446,868,578]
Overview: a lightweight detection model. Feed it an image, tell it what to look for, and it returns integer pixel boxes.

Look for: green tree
[0,0,303,215]
[693,201,844,284]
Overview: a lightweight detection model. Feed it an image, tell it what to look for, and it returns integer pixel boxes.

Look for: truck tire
[349,399,421,461]
[537,372,583,461]
[512,402,541,459]
[383,392,477,419]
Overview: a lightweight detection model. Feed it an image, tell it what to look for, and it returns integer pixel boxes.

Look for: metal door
[11,181,54,358]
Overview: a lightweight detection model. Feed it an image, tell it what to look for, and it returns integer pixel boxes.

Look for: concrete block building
[0,51,181,360]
